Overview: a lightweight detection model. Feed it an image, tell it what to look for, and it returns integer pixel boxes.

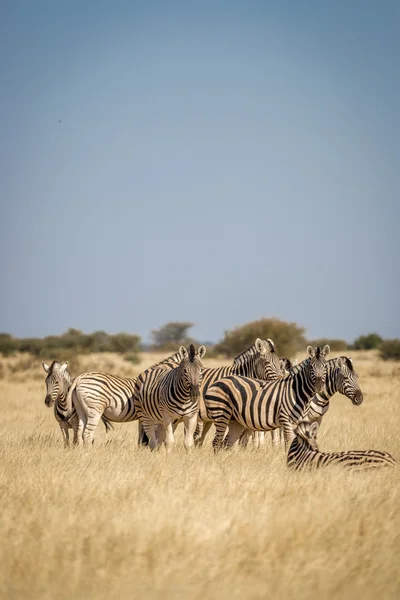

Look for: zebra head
[294,420,319,451]
[306,345,330,393]
[254,338,284,380]
[178,344,206,398]
[335,357,363,406]
[42,361,70,407]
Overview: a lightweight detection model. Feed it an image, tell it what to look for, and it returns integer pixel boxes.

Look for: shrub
[379,339,400,361]
[214,318,306,359]
[308,338,348,352]
[352,333,383,350]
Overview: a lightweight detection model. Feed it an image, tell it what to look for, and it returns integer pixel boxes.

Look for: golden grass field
[1,350,399,600]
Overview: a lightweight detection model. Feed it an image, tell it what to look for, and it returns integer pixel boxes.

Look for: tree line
[0,320,399,361]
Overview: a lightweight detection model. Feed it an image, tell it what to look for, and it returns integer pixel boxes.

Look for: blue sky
[1,1,399,344]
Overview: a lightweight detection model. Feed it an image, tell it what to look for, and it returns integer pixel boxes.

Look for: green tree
[353,333,383,350]
[214,318,306,359]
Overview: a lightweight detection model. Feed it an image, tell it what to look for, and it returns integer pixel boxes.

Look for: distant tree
[0,333,18,357]
[379,339,400,361]
[352,333,383,350]
[151,322,195,349]
[108,333,141,354]
[214,318,306,359]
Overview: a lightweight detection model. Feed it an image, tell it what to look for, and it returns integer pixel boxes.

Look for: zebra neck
[55,379,73,420]
[231,357,256,377]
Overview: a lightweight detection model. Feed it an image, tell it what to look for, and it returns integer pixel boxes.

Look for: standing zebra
[138,338,285,447]
[42,361,113,445]
[287,421,397,471]
[194,338,285,446]
[206,345,330,451]
[134,344,206,453]
[270,355,363,445]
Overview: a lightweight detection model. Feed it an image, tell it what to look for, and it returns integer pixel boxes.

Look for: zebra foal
[287,421,397,471]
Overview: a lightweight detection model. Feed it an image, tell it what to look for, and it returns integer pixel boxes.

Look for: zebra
[240,356,296,449]
[193,338,286,446]
[206,345,330,451]
[42,361,113,445]
[269,355,363,446]
[137,338,286,447]
[134,344,206,453]
[287,421,397,471]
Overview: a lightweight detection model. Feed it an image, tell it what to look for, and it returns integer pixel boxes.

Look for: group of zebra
[42,337,397,471]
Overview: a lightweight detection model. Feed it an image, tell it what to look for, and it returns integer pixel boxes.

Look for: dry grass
[0,351,399,600]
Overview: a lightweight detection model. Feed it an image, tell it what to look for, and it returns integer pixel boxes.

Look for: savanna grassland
[0,350,399,600]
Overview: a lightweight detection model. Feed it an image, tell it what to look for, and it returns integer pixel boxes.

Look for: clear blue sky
[1,1,399,344]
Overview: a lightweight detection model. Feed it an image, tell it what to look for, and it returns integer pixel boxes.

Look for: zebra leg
[138,421,149,446]
[239,430,252,448]
[223,421,246,449]
[194,420,204,445]
[142,420,158,451]
[195,420,213,447]
[59,421,70,447]
[271,428,281,446]
[281,419,295,451]
[212,420,229,452]
[82,411,103,445]
[163,415,175,455]
[183,414,198,452]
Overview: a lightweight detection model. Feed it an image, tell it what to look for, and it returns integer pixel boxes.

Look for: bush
[214,318,306,359]
[379,339,400,361]
[308,338,348,352]
[352,333,383,350]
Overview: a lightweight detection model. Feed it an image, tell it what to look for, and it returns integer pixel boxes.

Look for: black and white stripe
[270,355,363,445]
[134,344,206,453]
[42,361,113,445]
[287,421,397,471]
[206,345,330,451]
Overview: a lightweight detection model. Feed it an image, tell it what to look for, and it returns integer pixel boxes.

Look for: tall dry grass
[0,350,399,600]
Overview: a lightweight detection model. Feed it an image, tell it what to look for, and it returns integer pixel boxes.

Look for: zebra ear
[307,346,315,358]
[336,357,344,369]
[198,345,206,359]
[266,338,275,352]
[59,362,69,375]
[321,345,330,358]
[179,346,188,360]
[42,362,50,373]
[255,338,265,354]
[309,422,319,438]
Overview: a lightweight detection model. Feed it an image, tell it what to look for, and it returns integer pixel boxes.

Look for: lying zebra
[287,421,397,471]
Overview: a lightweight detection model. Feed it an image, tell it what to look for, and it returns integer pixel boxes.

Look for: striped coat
[134,344,206,452]
[42,361,113,445]
[287,421,397,471]
[206,345,330,450]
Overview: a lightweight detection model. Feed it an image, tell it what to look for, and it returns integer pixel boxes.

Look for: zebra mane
[232,344,259,367]
[188,344,196,362]
[150,351,182,368]
[49,360,61,371]
[315,346,321,359]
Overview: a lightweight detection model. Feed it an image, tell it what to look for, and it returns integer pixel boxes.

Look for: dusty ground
[0,350,399,599]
